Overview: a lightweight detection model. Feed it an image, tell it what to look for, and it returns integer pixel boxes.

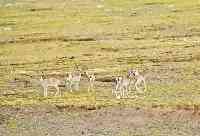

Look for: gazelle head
[128,69,139,77]
[40,72,45,80]
[83,71,89,76]
[115,76,122,84]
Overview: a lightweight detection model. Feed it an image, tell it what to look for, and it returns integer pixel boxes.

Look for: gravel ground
[0,106,200,136]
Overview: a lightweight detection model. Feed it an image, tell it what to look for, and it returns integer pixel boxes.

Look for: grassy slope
[0,0,200,108]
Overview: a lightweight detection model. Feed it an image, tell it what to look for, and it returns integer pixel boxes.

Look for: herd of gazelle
[113,70,147,99]
[39,69,146,98]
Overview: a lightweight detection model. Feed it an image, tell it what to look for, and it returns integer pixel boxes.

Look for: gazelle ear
[134,70,139,75]
[85,71,89,75]
[78,67,82,71]
[41,71,45,78]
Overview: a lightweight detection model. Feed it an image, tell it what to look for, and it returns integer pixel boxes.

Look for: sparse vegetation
[0,0,200,135]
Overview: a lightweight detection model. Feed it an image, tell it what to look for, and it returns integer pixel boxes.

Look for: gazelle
[84,71,95,92]
[39,76,61,97]
[113,75,130,99]
[66,70,81,92]
[128,70,147,92]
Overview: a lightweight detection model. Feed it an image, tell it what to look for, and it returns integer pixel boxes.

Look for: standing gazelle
[39,76,61,97]
[128,70,147,92]
[84,71,95,92]
[113,75,130,99]
[66,70,82,92]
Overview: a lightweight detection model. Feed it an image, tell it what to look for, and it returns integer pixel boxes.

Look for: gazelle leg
[125,86,128,98]
[122,88,124,98]
[135,81,139,92]
[69,82,73,92]
[113,83,118,95]
[128,80,133,92]
[44,87,47,97]
[91,82,94,91]
[117,83,122,97]
[120,86,123,98]
[135,80,143,93]
[122,85,128,98]
[87,82,91,92]
[43,87,45,97]
[55,86,60,96]
[143,79,147,92]
[76,83,80,91]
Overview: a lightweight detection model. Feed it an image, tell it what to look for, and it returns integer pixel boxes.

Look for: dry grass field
[0,0,200,135]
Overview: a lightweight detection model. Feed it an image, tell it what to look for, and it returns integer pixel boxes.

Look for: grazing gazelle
[84,71,95,92]
[39,76,61,97]
[113,75,130,99]
[66,70,81,92]
[128,70,147,92]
